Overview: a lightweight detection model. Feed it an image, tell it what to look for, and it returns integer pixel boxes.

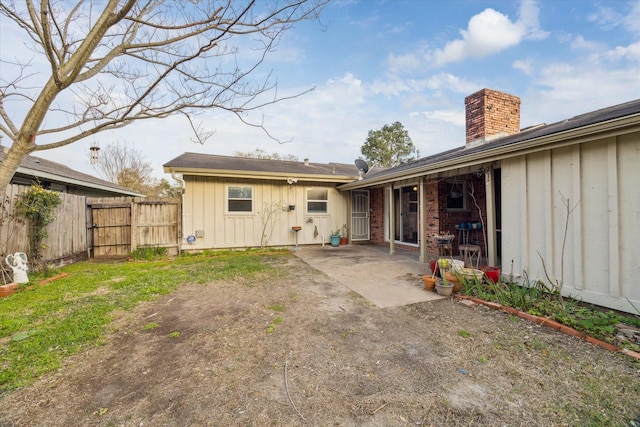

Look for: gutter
[162,167,359,184]
[172,173,186,254]
[17,167,144,197]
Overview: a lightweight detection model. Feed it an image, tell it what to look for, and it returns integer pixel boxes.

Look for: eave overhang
[163,166,358,184]
[338,113,640,191]
[17,166,144,197]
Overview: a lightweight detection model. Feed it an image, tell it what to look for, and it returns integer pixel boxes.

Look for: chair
[458,244,481,269]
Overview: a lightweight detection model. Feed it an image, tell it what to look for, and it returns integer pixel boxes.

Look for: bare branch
[0,0,328,194]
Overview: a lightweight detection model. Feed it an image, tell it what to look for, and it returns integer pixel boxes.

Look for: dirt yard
[1,255,639,426]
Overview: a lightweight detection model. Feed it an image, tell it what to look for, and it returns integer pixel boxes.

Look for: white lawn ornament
[5,252,29,284]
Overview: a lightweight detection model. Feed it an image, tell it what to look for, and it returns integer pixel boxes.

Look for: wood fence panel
[41,191,88,262]
[3,189,181,263]
[90,203,132,257]
[133,198,181,255]
[0,184,29,256]
[1,184,88,265]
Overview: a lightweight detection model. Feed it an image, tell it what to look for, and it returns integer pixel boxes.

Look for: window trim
[445,179,468,211]
[306,187,329,214]
[226,185,254,214]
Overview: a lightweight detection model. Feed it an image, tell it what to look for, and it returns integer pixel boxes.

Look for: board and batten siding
[182,175,349,250]
[501,132,640,313]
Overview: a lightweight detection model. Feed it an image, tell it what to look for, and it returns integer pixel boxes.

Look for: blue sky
[2,0,640,179]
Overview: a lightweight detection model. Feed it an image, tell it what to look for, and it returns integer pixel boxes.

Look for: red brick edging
[38,273,69,286]
[455,295,640,361]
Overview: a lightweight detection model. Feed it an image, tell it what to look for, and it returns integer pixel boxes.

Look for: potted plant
[0,282,19,298]
[329,228,341,247]
[340,224,348,246]
[433,231,455,245]
[435,279,454,296]
[422,274,437,291]
[443,270,463,293]
[480,266,501,284]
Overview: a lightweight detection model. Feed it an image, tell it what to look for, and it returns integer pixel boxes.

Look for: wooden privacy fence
[1,184,87,265]
[1,184,181,265]
[87,197,182,258]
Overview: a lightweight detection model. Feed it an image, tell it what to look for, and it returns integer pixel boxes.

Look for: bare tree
[93,140,184,196]
[0,0,328,196]
[93,141,153,185]
[234,148,299,161]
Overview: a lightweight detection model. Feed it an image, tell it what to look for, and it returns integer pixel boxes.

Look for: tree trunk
[0,140,33,196]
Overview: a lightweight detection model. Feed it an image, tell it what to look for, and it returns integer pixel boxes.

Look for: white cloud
[523,60,640,127]
[570,35,604,51]
[414,109,465,127]
[588,6,624,31]
[386,50,427,75]
[604,41,640,62]
[588,1,640,34]
[623,0,640,34]
[512,59,534,75]
[517,0,549,41]
[370,73,477,98]
[432,0,547,67]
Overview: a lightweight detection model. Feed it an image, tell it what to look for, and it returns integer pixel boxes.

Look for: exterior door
[89,203,132,257]
[393,186,419,244]
[351,190,370,240]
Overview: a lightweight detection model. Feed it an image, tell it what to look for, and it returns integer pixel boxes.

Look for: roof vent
[304,158,309,166]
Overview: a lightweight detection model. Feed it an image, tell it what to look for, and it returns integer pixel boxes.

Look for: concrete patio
[292,244,446,308]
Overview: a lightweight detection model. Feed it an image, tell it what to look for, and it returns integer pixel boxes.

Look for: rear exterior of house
[163,154,358,250]
[165,91,640,313]
[500,114,640,313]
[340,89,640,314]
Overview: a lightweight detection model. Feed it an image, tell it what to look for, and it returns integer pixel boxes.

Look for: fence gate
[89,202,132,258]
[87,198,181,258]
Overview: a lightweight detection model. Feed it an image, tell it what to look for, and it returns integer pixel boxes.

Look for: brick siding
[465,88,520,143]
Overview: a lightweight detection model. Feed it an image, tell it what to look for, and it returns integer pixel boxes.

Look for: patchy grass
[462,277,640,352]
[0,249,286,394]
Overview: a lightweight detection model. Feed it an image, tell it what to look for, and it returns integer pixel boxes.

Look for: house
[162,154,364,249]
[339,89,640,314]
[165,89,640,313]
[0,147,143,197]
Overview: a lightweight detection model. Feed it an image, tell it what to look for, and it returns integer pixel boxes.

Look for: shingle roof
[359,97,640,182]
[0,150,143,196]
[164,153,364,180]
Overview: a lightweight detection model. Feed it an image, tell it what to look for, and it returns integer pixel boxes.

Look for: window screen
[307,188,328,213]
[228,186,253,212]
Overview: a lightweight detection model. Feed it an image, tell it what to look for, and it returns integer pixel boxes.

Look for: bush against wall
[14,184,61,267]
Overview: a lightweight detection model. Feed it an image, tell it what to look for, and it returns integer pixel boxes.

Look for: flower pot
[444,271,463,293]
[480,266,501,283]
[329,235,340,247]
[458,268,484,282]
[0,283,19,298]
[340,237,348,245]
[435,282,454,296]
[429,260,440,277]
[422,275,437,291]
[438,258,464,270]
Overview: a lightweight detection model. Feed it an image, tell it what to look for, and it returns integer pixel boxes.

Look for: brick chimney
[465,88,520,147]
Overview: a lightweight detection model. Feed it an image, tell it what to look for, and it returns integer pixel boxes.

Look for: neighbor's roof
[0,150,144,197]
[340,97,640,189]
[164,153,365,183]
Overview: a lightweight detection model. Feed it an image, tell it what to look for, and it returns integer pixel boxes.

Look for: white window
[227,186,253,213]
[307,188,328,213]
